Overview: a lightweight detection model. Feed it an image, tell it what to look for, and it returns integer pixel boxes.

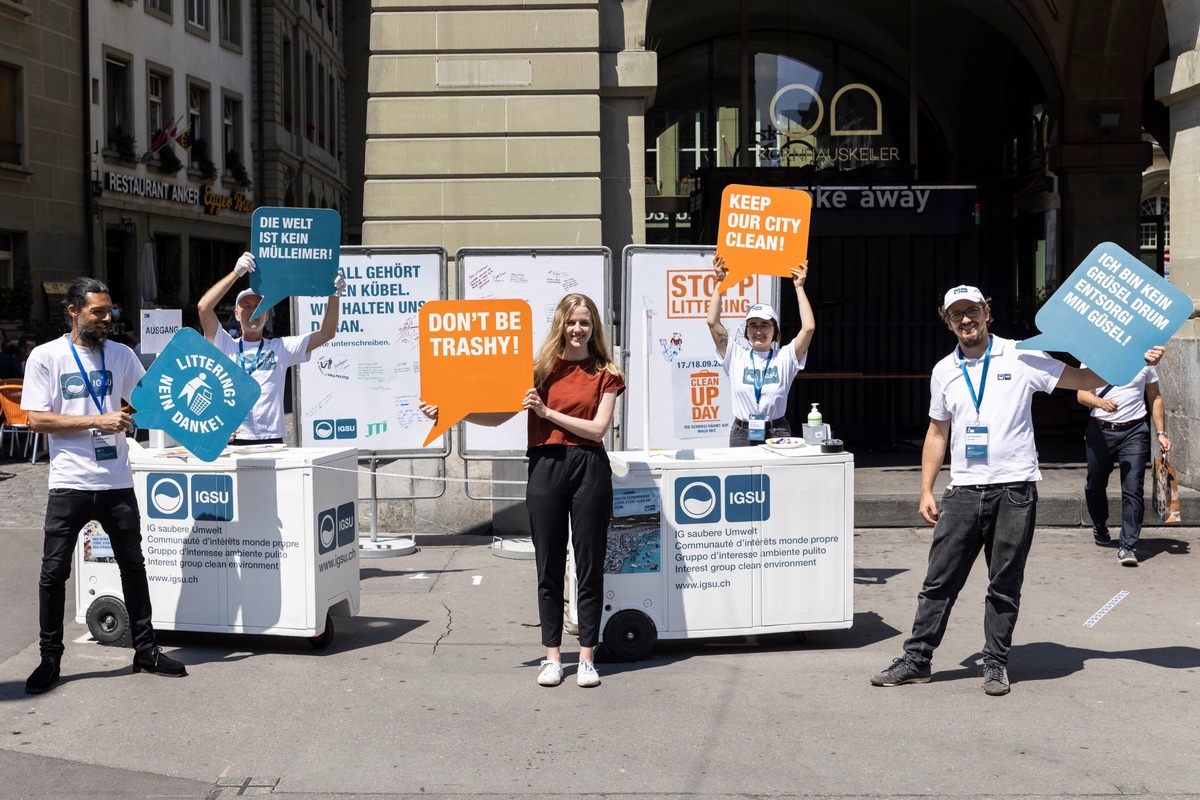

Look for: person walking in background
[420,293,624,687]
[197,252,344,445]
[707,253,815,446]
[22,277,187,694]
[1077,369,1171,566]
[870,285,1164,697]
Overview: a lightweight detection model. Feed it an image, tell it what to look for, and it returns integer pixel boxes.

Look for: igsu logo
[314,418,356,439]
[674,477,721,524]
[317,509,337,553]
[336,501,356,547]
[191,474,234,521]
[672,474,770,524]
[147,473,188,519]
[313,420,335,440]
[725,474,770,522]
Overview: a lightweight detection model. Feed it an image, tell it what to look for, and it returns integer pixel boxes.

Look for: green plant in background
[226,150,252,189]
[157,144,183,175]
[111,128,138,164]
[191,138,218,180]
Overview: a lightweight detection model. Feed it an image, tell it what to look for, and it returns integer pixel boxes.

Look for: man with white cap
[197,252,344,444]
[870,285,1164,696]
[707,254,815,446]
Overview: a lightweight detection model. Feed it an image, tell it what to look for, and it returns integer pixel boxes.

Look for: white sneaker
[537,660,563,686]
[576,660,601,688]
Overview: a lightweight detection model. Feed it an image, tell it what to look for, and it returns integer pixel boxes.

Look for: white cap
[744,303,779,324]
[942,285,984,309]
[235,288,264,307]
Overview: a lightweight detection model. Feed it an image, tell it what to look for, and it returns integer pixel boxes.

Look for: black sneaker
[25,656,61,694]
[870,656,931,686]
[1092,527,1112,546]
[982,661,1010,696]
[132,647,188,677]
[1118,548,1139,566]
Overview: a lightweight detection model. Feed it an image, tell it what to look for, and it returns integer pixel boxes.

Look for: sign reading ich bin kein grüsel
[1017,242,1191,386]
[715,184,812,293]
[130,328,262,461]
[249,207,341,320]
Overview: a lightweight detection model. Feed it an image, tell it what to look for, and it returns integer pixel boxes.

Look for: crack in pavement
[432,601,452,654]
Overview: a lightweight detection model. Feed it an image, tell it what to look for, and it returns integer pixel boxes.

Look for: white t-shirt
[213,327,312,440]
[1083,365,1157,425]
[929,335,1065,485]
[22,335,146,490]
[720,341,806,421]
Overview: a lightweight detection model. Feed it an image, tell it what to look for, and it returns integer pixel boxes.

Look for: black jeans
[40,488,156,657]
[526,445,612,648]
[903,482,1038,668]
[1083,420,1150,550]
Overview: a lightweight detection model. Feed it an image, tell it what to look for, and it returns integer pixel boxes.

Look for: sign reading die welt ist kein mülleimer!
[131,328,262,461]
[1017,243,1191,385]
[249,207,341,320]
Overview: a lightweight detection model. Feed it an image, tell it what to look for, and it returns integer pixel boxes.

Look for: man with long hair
[22,277,187,694]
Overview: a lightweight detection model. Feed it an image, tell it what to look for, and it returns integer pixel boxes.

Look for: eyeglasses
[946,305,985,323]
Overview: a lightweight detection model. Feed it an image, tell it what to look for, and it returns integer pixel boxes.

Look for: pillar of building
[1155,1,1200,488]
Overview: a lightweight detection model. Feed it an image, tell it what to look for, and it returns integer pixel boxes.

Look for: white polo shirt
[929,335,1065,485]
[1083,365,1157,425]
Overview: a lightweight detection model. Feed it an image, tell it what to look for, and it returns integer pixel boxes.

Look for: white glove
[334,273,347,297]
[234,252,256,277]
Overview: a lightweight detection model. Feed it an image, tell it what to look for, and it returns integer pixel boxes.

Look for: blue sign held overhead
[131,328,262,462]
[249,206,342,320]
[1017,243,1191,386]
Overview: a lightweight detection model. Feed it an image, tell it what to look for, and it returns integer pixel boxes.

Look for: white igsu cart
[75,444,360,649]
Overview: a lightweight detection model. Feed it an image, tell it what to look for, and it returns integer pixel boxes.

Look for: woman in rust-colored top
[420,293,623,688]
[523,293,623,688]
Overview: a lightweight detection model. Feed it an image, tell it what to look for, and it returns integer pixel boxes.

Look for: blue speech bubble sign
[249,207,342,320]
[1016,242,1190,385]
[130,328,262,462]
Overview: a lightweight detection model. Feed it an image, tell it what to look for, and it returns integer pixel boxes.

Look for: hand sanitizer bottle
[807,403,822,426]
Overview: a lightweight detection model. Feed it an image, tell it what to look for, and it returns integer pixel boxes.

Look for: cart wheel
[308,614,335,650]
[86,596,130,646]
[603,610,657,662]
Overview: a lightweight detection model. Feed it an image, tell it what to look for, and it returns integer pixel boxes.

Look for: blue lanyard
[751,348,776,406]
[239,338,265,375]
[67,337,107,415]
[957,336,992,417]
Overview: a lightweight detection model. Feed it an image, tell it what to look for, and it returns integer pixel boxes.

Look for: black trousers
[40,488,156,657]
[526,445,612,648]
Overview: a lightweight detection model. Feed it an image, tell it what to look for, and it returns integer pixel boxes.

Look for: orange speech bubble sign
[420,299,534,446]
[716,184,813,293]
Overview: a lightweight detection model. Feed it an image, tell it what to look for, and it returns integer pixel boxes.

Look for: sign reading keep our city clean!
[131,328,262,461]
[715,184,812,293]
[249,207,342,320]
[1017,243,1191,386]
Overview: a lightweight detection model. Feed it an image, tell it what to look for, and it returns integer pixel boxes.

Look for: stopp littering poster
[715,184,812,293]
[1017,242,1190,385]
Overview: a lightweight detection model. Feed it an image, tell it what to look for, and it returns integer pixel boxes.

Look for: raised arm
[707,253,730,359]
[198,252,254,341]
[790,262,815,360]
[305,273,346,352]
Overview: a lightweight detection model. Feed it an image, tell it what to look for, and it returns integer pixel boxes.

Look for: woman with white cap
[706,254,815,446]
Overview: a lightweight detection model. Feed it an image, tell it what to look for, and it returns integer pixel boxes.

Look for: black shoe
[25,656,61,694]
[982,661,1011,696]
[870,656,931,686]
[1092,527,1112,546]
[132,647,188,677]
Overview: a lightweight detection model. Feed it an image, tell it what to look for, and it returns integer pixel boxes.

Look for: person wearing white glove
[197,251,344,444]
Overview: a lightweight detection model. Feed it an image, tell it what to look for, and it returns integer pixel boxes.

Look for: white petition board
[457,247,611,457]
[621,245,777,450]
[294,246,446,453]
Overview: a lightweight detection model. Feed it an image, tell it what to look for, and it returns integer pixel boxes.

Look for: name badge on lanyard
[958,337,993,462]
[749,349,775,442]
[69,339,116,463]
